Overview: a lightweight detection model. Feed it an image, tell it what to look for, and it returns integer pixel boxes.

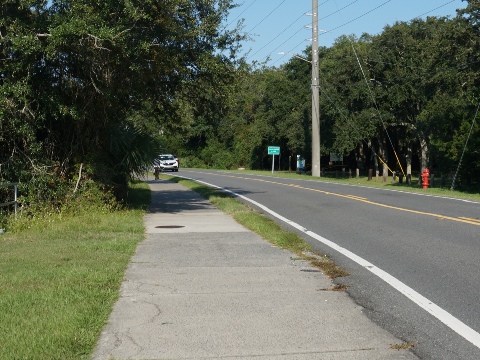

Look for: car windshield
[159,155,174,160]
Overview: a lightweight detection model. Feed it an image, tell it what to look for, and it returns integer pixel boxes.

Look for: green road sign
[268,146,280,155]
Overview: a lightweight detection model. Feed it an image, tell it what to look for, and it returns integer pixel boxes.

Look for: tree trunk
[406,142,412,185]
[378,136,388,182]
[355,141,364,178]
[418,135,429,172]
[406,144,412,176]
[368,139,378,181]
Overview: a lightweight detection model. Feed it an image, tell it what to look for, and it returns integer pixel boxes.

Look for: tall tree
[1,0,244,200]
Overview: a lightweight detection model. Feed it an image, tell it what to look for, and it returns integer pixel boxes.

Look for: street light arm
[278,52,311,64]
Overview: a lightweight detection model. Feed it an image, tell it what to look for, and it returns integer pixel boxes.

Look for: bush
[5,172,121,233]
[179,156,207,169]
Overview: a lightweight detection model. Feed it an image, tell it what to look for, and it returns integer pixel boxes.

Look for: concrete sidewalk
[92,179,418,360]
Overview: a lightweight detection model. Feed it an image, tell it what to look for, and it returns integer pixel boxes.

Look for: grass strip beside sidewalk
[0,181,150,360]
[162,175,349,279]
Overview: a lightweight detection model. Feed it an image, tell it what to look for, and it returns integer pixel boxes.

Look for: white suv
[155,154,179,172]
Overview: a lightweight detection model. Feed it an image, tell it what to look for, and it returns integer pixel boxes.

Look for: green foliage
[3,0,480,196]
[8,176,120,233]
[188,1,478,190]
[1,0,245,208]
[179,155,208,169]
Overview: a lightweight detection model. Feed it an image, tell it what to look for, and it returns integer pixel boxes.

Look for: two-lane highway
[178,169,480,360]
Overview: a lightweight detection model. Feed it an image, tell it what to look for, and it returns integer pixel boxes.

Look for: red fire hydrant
[421,168,430,189]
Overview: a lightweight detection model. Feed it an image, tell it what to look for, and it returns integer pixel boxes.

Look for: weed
[391,342,416,350]
[309,258,350,279]
[319,284,349,292]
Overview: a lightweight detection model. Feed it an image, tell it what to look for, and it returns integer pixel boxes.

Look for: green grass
[0,181,150,360]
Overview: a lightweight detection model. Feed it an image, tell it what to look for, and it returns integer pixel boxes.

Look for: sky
[225,0,466,67]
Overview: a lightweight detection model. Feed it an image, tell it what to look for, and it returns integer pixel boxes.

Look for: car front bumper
[160,163,178,171]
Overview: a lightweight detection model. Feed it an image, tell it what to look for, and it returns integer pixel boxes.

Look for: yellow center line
[459,217,480,224]
[196,172,479,227]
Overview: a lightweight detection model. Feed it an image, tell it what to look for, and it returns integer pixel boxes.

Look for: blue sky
[225,0,466,66]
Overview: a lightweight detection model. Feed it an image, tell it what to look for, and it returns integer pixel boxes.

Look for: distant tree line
[176,0,478,191]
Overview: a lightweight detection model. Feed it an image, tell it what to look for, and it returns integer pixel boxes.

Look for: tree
[319,35,382,174]
[0,0,244,202]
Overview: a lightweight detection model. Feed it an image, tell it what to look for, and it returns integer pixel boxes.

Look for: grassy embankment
[0,181,150,360]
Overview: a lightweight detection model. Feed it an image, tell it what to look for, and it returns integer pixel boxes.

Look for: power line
[248,0,288,33]
[266,0,361,64]
[319,0,359,21]
[451,100,480,190]
[247,9,310,60]
[271,0,462,67]
[270,25,311,66]
[258,24,309,63]
[416,0,458,18]
[270,0,395,66]
[325,0,460,44]
[351,43,406,177]
[267,0,361,66]
[223,0,260,30]
[237,0,462,68]
[274,38,479,92]
[319,0,393,36]
[243,1,344,64]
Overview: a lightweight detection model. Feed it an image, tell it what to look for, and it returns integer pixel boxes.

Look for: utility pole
[311,0,321,177]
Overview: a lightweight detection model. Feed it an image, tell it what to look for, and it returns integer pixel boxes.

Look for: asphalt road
[177,169,480,360]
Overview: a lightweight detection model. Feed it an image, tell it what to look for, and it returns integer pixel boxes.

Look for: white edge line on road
[182,176,480,349]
